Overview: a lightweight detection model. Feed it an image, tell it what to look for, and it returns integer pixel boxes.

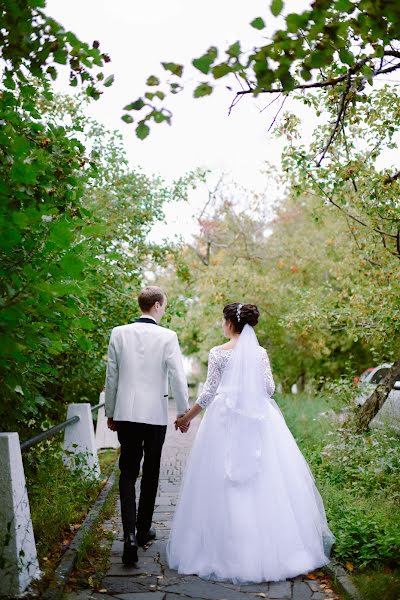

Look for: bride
[167,302,335,584]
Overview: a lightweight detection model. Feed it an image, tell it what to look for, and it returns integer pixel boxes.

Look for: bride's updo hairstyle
[223,303,260,333]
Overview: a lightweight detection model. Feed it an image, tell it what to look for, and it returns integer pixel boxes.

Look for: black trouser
[117,421,167,539]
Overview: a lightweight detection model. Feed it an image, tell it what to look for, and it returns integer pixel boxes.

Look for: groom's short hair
[138,286,166,311]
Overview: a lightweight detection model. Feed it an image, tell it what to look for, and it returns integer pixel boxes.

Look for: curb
[323,561,363,600]
[41,463,119,600]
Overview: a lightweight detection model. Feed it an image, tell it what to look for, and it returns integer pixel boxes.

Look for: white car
[355,363,400,432]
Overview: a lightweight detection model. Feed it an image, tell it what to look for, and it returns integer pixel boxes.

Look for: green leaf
[335,0,353,11]
[136,122,150,140]
[310,50,331,68]
[212,63,231,79]
[193,83,213,98]
[78,316,95,331]
[339,48,355,65]
[153,111,168,123]
[121,114,134,124]
[192,57,213,75]
[60,254,85,277]
[49,220,74,247]
[251,17,265,30]
[170,82,183,94]
[271,0,283,17]
[54,49,67,64]
[161,62,184,77]
[227,41,241,58]
[104,74,114,87]
[123,99,145,111]
[47,66,57,80]
[300,68,312,81]
[286,13,306,32]
[146,75,160,86]
[192,47,218,74]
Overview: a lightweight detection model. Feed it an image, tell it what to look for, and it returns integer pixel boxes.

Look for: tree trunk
[356,358,400,432]
[297,371,306,393]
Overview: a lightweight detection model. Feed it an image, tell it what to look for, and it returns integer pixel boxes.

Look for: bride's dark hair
[223,303,260,333]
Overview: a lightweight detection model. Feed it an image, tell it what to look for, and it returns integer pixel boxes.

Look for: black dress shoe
[136,527,156,547]
[122,533,138,566]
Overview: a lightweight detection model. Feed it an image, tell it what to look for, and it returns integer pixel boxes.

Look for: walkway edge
[41,463,119,600]
[323,561,362,600]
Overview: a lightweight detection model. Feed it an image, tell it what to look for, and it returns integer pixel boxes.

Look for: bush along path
[62,405,342,600]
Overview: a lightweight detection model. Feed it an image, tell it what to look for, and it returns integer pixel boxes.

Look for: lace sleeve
[261,348,275,397]
[196,348,221,409]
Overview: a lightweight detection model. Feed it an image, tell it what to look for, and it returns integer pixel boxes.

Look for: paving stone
[153,517,172,529]
[142,541,166,559]
[115,594,165,600]
[233,583,270,593]
[161,579,256,600]
[268,581,291,599]
[305,581,320,592]
[292,581,312,600]
[311,594,326,600]
[157,574,181,587]
[61,591,95,600]
[101,577,158,594]
[111,539,124,548]
[107,559,161,577]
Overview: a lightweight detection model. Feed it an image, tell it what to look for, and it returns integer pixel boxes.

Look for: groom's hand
[175,413,190,433]
[107,417,118,431]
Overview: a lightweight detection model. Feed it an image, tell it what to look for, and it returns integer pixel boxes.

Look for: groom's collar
[134,316,158,325]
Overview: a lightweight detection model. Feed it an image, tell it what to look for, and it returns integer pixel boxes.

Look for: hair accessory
[236,303,243,322]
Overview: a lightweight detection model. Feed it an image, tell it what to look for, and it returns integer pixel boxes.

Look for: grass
[68,474,119,592]
[24,442,118,566]
[276,393,400,599]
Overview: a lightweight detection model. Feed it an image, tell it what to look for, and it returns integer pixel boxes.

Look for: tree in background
[0,4,200,435]
[161,179,398,409]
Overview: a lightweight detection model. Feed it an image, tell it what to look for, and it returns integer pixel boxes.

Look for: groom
[104,285,189,566]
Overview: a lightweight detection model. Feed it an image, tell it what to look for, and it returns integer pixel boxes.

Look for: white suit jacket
[104,319,189,425]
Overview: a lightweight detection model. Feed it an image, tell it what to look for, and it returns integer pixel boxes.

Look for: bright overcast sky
[44,0,397,243]
[44,0,318,241]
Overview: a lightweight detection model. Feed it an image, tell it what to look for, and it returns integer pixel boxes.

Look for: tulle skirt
[166,395,335,583]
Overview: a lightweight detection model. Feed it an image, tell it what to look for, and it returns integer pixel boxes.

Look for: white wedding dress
[166,325,335,584]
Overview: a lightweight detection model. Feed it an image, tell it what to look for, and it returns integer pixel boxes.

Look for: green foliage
[125,1,400,138]
[281,86,400,260]
[352,570,400,600]
[193,83,213,98]
[250,17,265,30]
[24,440,117,560]
[161,180,399,390]
[0,0,108,97]
[0,84,197,435]
[271,0,284,18]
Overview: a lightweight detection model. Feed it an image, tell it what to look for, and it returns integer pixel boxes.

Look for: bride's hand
[175,416,190,432]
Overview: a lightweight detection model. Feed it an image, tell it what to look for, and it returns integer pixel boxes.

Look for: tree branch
[267,94,288,132]
[235,58,370,97]
[317,72,352,165]
[383,169,400,184]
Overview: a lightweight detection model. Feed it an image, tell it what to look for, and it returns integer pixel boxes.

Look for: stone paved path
[70,406,340,600]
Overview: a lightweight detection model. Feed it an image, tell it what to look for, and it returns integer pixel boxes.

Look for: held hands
[175,411,190,433]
